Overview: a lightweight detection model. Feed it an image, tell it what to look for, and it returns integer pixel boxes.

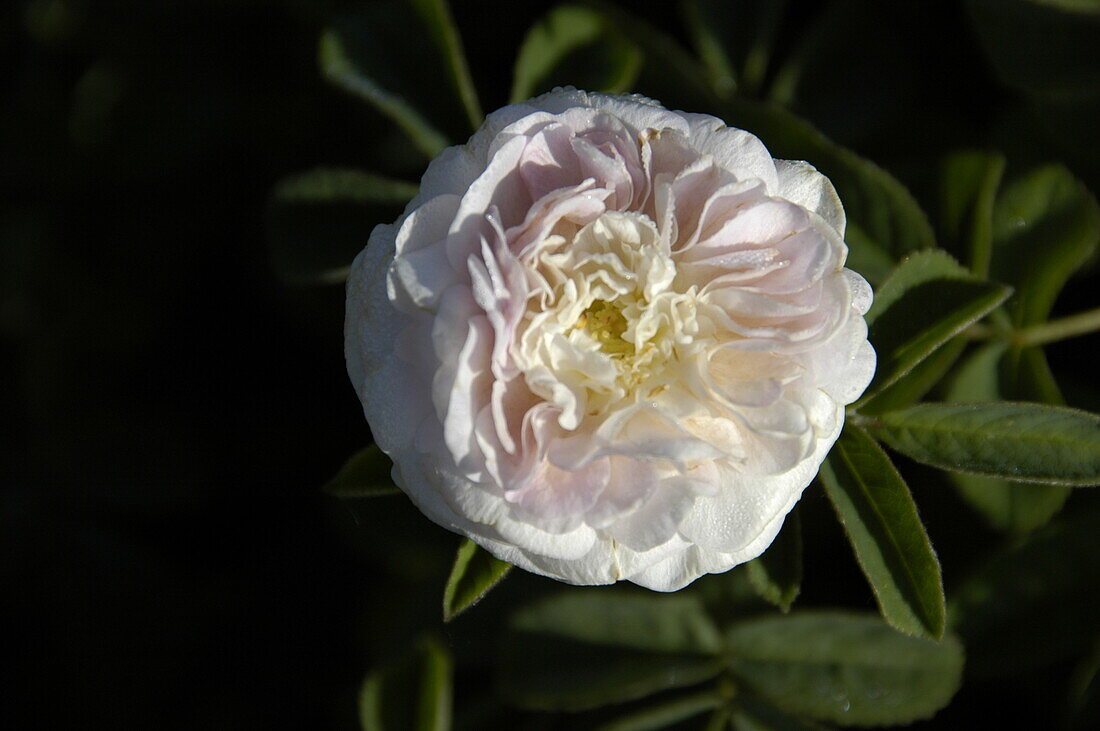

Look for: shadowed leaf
[939,150,1006,276]
[991,164,1100,329]
[856,338,966,416]
[819,424,945,639]
[726,612,963,726]
[511,5,641,103]
[319,1,469,157]
[408,0,482,130]
[499,591,723,710]
[730,695,829,730]
[860,249,1011,398]
[360,636,453,731]
[596,689,724,731]
[325,445,401,498]
[950,505,1100,677]
[747,507,802,612]
[267,168,416,286]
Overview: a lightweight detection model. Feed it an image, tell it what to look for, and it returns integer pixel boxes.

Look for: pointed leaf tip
[325,445,402,498]
[442,539,511,621]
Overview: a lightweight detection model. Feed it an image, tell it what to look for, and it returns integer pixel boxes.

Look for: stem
[963,308,1012,340]
[1014,306,1100,347]
[962,322,997,340]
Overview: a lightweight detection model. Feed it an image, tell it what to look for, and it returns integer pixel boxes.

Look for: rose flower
[346,89,875,591]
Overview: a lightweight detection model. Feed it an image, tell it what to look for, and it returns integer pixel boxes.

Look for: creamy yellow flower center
[516,210,717,430]
[579,299,632,356]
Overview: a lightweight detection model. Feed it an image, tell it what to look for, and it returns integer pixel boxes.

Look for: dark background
[4,0,1098,728]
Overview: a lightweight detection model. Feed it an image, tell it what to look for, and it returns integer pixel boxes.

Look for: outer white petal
[685,115,780,193]
[582,92,694,135]
[845,269,874,316]
[608,480,697,552]
[388,194,462,311]
[395,452,494,541]
[677,403,841,555]
[408,101,550,208]
[622,538,724,592]
[774,159,846,237]
[520,536,619,586]
[494,512,599,561]
[513,88,695,137]
[410,145,483,208]
[346,225,431,458]
[629,408,838,592]
[805,308,877,405]
[615,534,693,587]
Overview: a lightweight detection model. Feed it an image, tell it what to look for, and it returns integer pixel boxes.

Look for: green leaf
[510,591,723,654]
[939,150,1006,277]
[267,168,417,286]
[441,538,511,621]
[945,340,1006,402]
[945,343,1072,533]
[407,0,482,130]
[273,168,421,204]
[325,445,402,498]
[572,1,716,108]
[954,474,1071,535]
[764,2,932,144]
[819,424,945,640]
[856,338,966,416]
[731,697,829,731]
[747,507,802,613]
[704,707,734,731]
[360,636,453,731]
[499,590,724,710]
[1069,639,1100,730]
[1030,0,1100,10]
[865,249,971,324]
[967,0,1100,97]
[319,2,461,158]
[680,0,787,98]
[725,612,963,726]
[510,5,642,103]
[872,402,1100,486]
[680,0,739,97]
[950,505,1100,677]
[991,164,1100,329]
[841,226,901,287]
[720,96,936,275]
[1009,344,1065,404]
[596,689,724,731]
[692,564,773,628]
[860,250,1012,398]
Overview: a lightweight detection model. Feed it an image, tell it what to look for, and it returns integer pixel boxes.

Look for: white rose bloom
[345,89,875,591]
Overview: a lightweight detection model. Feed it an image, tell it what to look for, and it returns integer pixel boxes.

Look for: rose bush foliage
[346,89,875,590]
